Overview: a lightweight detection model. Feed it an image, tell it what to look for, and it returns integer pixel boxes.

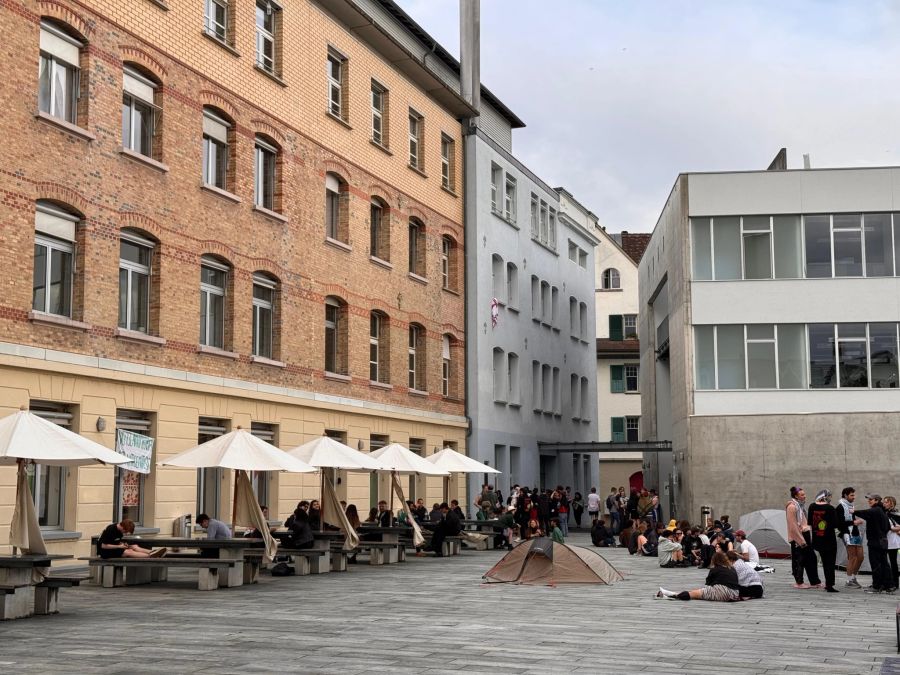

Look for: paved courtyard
[0,532,896,674]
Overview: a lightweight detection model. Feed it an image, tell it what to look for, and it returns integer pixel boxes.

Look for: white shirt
[739,539,760,564]
[587,493,601,512]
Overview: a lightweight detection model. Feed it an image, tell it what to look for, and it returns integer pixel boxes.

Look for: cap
[666,519,678,530]
[865,493,882,501]
[735,529,747,537]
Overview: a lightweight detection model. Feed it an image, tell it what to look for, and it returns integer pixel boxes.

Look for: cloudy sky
[396,0,900,232]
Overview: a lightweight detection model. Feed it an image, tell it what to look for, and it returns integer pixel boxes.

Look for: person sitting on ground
[641,520,659,556]
[197,513,231,539]
[658,529,688,567]
[550,517,565,544]
[733,529,759,565]
[429,503,442,522]
[98,519,165,558]
[629,520,646,555]
[283,505,314,549]
[720,515,735,541]
[726,550,764,599]
[656,551,741,601]
[524,518,543,540]
[711,531,733,554]
[591,518,616,547]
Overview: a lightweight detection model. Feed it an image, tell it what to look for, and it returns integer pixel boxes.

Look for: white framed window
[568,241,578,263]
[548,208,557,250]
[255,1,278,74]
[252,274,275,359]
[539,201,549,243]
[441,236,451,290]
[492,254,505,301]
[254,136,277,210]
[602,268,620,289]
[491,164,502,213]
[204,0,229,42]
[369,311,385,383]
[625,416,640,442]
[33,202,78,317]
[325,173,341,240]
[504,176,516,222]
[119,231,154,333]
[370,199,388,260]
[408,324,423,390]
[29,401,71,528]
[442,334,451,397]
[408,109,423,169]
[202,108,230,189]
[530,194,539,238]
[122,66,157,157]
[624,314,637,338]
[200,256,228,348]
[371,81,386,146]
[506,263,518,309]
[441,134,454,191]
[38,20,82,124]
[625,364,639,392]
[327,49,345,119]
[325,297,344,374]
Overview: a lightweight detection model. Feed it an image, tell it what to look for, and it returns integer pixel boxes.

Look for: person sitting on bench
[426,503,461,557]
[98,519,165,558]
[283,505,315,549]
[197,513,231,539]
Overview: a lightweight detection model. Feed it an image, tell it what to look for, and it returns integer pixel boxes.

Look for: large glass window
[255,1,278,74]
[38,21,81,125]
[773,215,803,278]
[869,323,899,388]
[691,218,712,280]
[28,402,70,528]
[122,66,157,158]
[33,202,78,317]
[808,323,836,388]
[712,217,741,280]
[777,324,807,389]
[442,335,452,397]
[602,268,621,289]
[369,311,389,384]
[327,50,344,119]
[864,213,893,277]
[252,274,275,359]
[254,137,277,211]
[119,233,153,333]
[716,324,745,389]
[114,411,153,525]
[504,176,516,222]
[408,219,425,276]
[694,325,716,390]
[325,173,342,240]
[408,324,424,390]
[197,418,227,518]
[202,108,230,189]
[837,323,868,387]
[746,324,776,388]
[370,199,388,261]
[408,110,422,170]
[200,257,227,348]
[325,297,345,375]
[832,214,862,277]
[742,216,772,280]
[371,81,386,146]
[204,0,228,41]
[441,135,454,192]
[804,215,832,278]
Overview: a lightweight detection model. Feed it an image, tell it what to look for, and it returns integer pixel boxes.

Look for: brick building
[0,0,473,555]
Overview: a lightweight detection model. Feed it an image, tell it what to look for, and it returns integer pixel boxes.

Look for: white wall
[594,234,640,338]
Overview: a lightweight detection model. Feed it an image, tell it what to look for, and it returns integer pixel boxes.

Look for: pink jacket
[785,500,808,545]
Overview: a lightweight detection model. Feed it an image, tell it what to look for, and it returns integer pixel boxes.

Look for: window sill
[533,408,543,414]
[251,355,285,368]
[253,205,288,223]
[42,530,82,541]
[326,111,352,130]
[29,311,91,332]
[441,286,460,297]
[494,399,508,405]
[148,0,168,9]
[531,237,559,256]
[371,139,392,155]
[369,380,393,390]
[506,305,519,314]
[532,317,541,324]
[441,185,458,198]
[201,183,241,203]
[120,147,169,172]
[370,255,393,270]
[572,416,582,422]
[197,344,239,359]
[625,390,640,395]
[508,402,522,409]
[408,272,428,285]
[254,64,287,87]
[408,163,428,179]
[408,388,428,398]
[442,395,463,404]
[202,30,240,57]
[115,328,166,346]
[325,237,352,253]
[324,371,351,383]
[132,526,161,536]
[491,209,519,229]
[597,288,624,293]
[35,111,95,142]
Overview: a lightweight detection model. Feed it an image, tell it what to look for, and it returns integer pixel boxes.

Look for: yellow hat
[667,519,678,530]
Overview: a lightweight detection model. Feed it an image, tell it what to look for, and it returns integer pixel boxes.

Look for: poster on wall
[115,429,154,475]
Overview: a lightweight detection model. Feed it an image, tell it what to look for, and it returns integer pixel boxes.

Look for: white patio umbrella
[160,427,315,561]
[0,407,131,576]
[426,446,501,503]
[286,435,384,547]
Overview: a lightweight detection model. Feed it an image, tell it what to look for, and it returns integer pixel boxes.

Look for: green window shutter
[611,416,625,442]
[610,365,624,393]
[609,315,623,341]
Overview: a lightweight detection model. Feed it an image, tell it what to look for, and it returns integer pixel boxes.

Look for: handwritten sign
[116,429,154,475]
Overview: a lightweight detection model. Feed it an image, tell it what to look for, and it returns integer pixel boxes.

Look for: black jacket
[855,505,891,548]
[284,510,314,548]
[705,566,740,590]
[835,503,860,538]
[807,502,838,551]
[443,510,462,535]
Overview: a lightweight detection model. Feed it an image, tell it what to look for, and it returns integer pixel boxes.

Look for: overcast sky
[395,0,900,232]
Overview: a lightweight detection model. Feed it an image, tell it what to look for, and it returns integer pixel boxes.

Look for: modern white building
[594,229,649,493]
[640,159,900,521]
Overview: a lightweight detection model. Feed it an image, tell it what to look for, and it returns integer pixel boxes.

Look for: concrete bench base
[357,542,401,565]
[82,558,241,591]
[0,584,35,621]
[33,577,87,616]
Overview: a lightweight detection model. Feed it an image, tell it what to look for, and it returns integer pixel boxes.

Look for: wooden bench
[355,541,404,565]
[80,557,241,591]
[34,575,89,616]
[244,549,326,576]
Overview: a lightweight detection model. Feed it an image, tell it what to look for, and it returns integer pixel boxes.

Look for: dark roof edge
[375,0,526,129]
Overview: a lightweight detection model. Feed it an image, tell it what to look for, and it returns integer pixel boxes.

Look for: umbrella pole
[320,469,325,533]
[231,470,240,536]
[443,475,449,504]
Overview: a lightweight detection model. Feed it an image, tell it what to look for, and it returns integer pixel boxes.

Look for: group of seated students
[655,550,764,601]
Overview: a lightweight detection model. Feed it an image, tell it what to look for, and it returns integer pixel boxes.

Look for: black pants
[815,547,836,589]
[738,584,763,599]
[889,548,899,589]
[868,545,892,589]
[791,542,820,585]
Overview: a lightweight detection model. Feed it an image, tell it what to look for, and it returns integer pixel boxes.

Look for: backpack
[270,562,295,576]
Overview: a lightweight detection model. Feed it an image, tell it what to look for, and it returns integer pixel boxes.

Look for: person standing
[785,486,821,589]
[854,494,894,593]
[606,487,620,533]
[836,487,864,589]
[557,489,570,537]
[586,487,601,524]
[572,492,584,529]
[883,496,900,590]
[807,489,839,593]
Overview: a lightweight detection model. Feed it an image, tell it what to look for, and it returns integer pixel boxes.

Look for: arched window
[408,218,425,277]
[326,173,349,243]
[325,296,348,375]
[122,63,161,160]
[408,323,426,391]
[252,272,279,360]
[200,254,231,349]
[602,268,621,290]
[370,311,390,383]
[370,197,390,261]
[202,106,234,192]
[33,200,82,318]
[119,228,158,335]
[506,262,518,309]
[254,134,280,212]
[441,235,458,291]
[38,19,84,126]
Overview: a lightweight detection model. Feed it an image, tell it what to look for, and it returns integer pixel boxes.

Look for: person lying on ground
[655,552,740,601]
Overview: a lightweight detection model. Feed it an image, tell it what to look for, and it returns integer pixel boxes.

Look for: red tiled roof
[596,338,640,356]
[620,233,652,264]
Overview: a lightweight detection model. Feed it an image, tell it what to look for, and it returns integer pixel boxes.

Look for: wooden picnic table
[0,553,74,620]
[123,536,261,586]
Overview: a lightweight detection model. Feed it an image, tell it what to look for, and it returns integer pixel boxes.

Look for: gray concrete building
[640,159,900,523]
